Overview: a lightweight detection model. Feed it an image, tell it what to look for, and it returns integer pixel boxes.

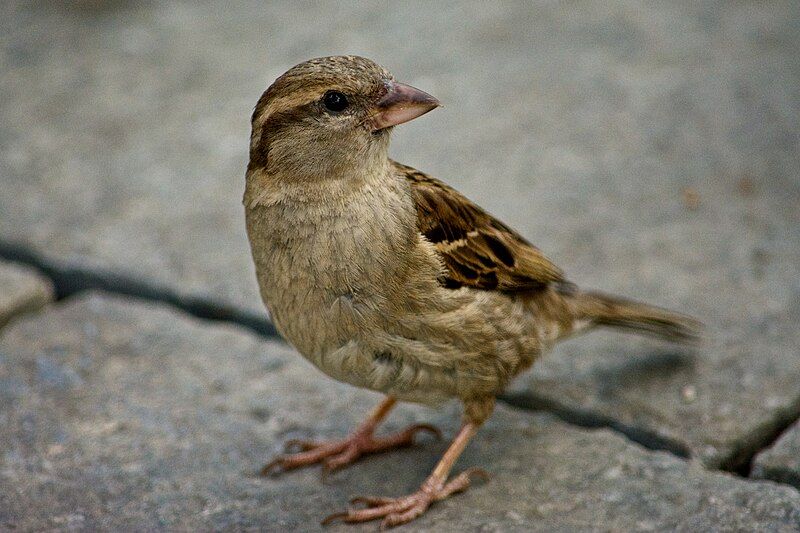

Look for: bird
[243,55,700,529]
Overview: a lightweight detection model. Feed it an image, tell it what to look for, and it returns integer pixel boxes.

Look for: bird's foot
[322,467,489,529]
[261,423,441,477]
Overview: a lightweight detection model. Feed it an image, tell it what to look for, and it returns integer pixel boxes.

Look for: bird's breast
[244,176,423,361]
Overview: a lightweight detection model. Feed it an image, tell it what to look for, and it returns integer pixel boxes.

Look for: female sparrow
[244,56,699,529]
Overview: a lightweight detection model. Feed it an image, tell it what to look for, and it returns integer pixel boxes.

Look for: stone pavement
[754,422,800,490]
[1,0,799,530]
[1,294,799,531]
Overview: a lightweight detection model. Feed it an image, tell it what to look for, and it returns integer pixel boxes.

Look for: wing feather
[394,160,563,292]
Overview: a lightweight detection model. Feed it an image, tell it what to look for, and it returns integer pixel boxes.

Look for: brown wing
[394,160,564,292]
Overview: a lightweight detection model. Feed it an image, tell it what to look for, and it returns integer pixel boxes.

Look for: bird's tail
[565,289,701,344]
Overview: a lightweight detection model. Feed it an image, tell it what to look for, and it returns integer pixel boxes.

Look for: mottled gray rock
[0,259,53,328]
[2,1,799,471]
[753,422,800,489]
[505,317,800,469]
[1,293,799,531]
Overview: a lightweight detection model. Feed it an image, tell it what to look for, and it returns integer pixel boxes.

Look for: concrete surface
[1,0,799,529]
[1,294,798,531]
[754,421,800,489]
[2,0,798,470]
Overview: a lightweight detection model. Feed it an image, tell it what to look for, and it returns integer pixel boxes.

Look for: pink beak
[371,81,441,131]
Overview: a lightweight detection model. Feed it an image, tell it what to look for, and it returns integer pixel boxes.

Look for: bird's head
[247,56,440,181]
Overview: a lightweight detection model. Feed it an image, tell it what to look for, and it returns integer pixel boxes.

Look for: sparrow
[243,56,700,529]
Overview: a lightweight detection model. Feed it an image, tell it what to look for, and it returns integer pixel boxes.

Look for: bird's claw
[261,422,442,478]
[322,467,489,529]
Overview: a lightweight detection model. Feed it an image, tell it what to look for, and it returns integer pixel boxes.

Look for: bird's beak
[371,81,441,131]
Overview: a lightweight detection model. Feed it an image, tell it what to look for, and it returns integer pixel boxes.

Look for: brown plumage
[399,160,563,291]
[244,56,700,528]
[397,159,698,343]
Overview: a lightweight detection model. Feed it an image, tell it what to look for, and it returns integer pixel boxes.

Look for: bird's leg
[261,396,441,476]
[323,398,493,529]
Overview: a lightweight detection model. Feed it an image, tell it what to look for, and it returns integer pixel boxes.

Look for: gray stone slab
[753,422,800,489]
[0,259,53,328]
[2,1,799,470]
[1,293,799,531]
[505,319,800,469]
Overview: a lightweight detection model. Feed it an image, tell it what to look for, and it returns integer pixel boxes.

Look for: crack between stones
[0,241,278,338]
[500,392,800,487]
[718,396,800,479]
[3,239,799,489]
[499,392,693,458]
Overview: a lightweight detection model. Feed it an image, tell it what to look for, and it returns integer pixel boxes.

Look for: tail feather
[569,290,702,344]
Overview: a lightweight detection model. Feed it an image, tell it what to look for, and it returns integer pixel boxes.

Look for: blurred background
[2,1,797,321]
[1,1,799,527]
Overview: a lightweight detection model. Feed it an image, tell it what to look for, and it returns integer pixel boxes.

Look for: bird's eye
[323,91,349,112]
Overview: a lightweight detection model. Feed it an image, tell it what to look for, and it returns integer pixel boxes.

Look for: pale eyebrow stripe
[257,85,330,123]
[250,90,323,148]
